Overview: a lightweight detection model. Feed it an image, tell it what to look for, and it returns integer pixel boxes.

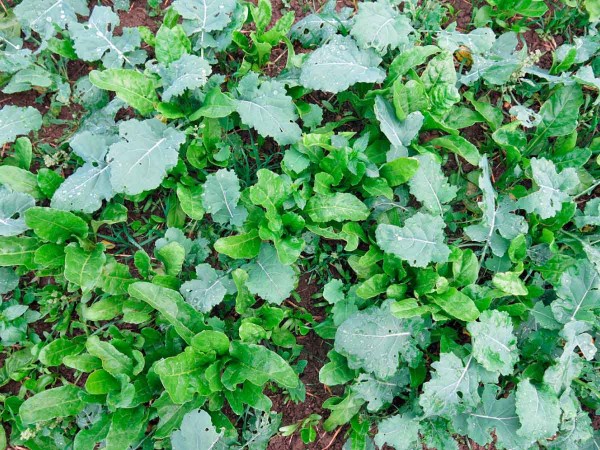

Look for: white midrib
[216,177,234,218]
[31,0,62,26]
[68,164,110,193]
[90,21,135,68]
[257,260,283,299]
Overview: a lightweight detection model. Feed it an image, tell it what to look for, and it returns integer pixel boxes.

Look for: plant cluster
[0,0,599,449]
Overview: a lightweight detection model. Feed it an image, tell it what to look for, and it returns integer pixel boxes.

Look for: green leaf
[223,341,299,389]
[492,271,528,296]
[155,347,213,403]
[430,288,480,322]
[519,157,579,219]
[234,73,301,145]
[64,243,106,293]
[171,410,227,450]
[19,385,85,424]
[191,87,236,119]
[24,206,88,244]
[455,385,532,449]
[180,264,228,313]
[155,24,190,64]
[300,35,385,94]
[0,106,42,146]
[39,338,84,367]
[86,335,133,378]
[428,135,480,165]
[176,184,205,220]
[305,192,369,223]
[201,169,247,226]
[89,69,158,115]
[350,1,413,54]
[467,310,518,375]
[128,282,205,345]
[0,188,35,236]
[107,118,186,195]
[374,413,420,450]
[214,230,261,259]
[408,153,457,215]
[0,236,38,267]
[244,244,296,305]
[376,212,450,268]
[156,241,185,276]
[335,305,424,379]
[515,379,561,441]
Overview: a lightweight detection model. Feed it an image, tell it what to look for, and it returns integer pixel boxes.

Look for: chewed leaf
[107,119,186,195]
[15,0,88,39]
[299,35,385,93]
[408,153,457,215]
[0,187,35,237]
[172,0,236,33]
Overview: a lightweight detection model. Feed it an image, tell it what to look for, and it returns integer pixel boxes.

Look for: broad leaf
[19,385,85,424]
[172,0,236,33]
[214,230,261,259]
[24,206,88,244]
[14,0,88,39]
[64,243,106,292]
[374,413,420,450]
[305,193,369,223]
[89,69,158,115]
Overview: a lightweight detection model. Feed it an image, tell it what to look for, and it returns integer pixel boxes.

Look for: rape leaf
[467,310,518,375]
[408,153,457,215]
[299,35,385,94]
[158,54,211,102]
[107,119,186,195]
[376,212,450,268]
[515,380,561,441]
[0,187,34,236]
[0,106,42,146]
[244,244,296,305]
[234,73,301,145]
[350,0,413,54]
[180,264,229,313]
[201,169,247,226]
